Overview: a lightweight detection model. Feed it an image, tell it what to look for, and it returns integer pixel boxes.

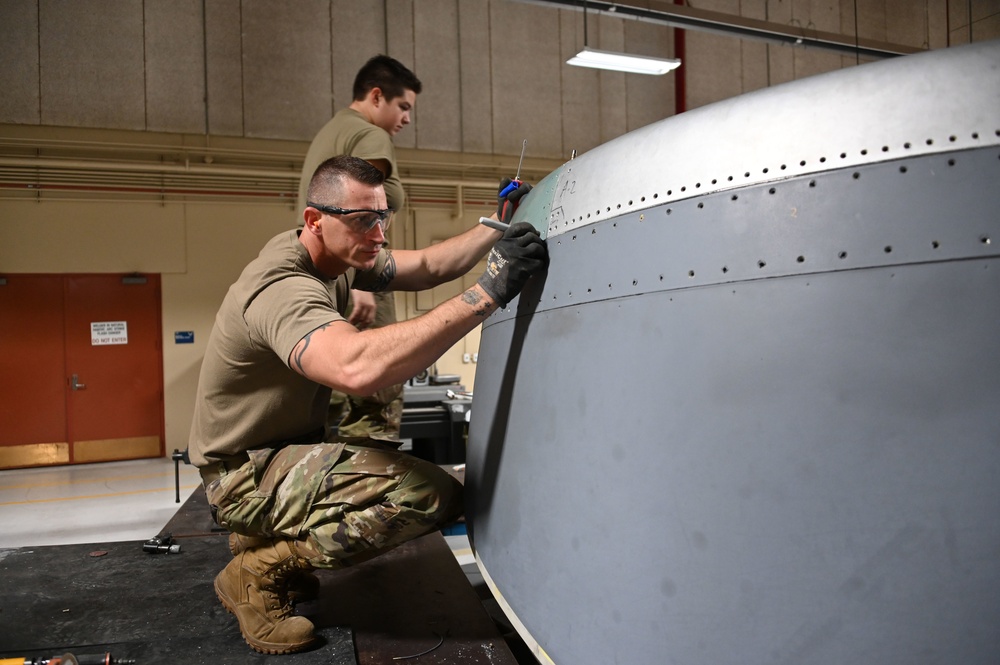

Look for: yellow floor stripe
[0,483,201,506]
[0,470,195,491]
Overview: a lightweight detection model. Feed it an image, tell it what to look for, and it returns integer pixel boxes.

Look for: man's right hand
[497,178,532,226]
[476,221,548,307]
[347,289,377,328]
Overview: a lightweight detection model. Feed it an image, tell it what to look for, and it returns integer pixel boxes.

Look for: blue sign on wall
[174,331,195,344]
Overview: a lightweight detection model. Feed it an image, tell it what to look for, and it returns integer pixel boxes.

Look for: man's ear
[369,86,384,106]
[302,206,323,234]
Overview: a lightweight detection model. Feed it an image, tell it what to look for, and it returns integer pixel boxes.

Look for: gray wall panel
[794,0,850,78]
[241,0,330,139]
[490,0,563,159]
[685,0,747,109]
[144,0,206,133]
[886,0,927,46]
[624,19,675,132]
[844,0,887,67]
[973,13,1000,41]
[458,0,493,154]
[686,30,745,110]
[386,0,417,149]
[754,0,796,86]
[740,0,771,92]
[330,0,387,114]
[973,0,998,21]
[596,15,627,144]
[946,0,1000,45]
[3,0,997,154]
[926,0,950,49]
[559,9,601,157]
[39,0,145,129]
[0,0,40,124]
[414,0,461,152]
[807,0,841,31]
[793,45,847,81]
[947,0,970,29]
[858,0,887,39]
[204,0,244,136]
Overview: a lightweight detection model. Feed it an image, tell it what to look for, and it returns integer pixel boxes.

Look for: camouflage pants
[337,384,403,440]
[203,440,464,569]
[335,290,404,441]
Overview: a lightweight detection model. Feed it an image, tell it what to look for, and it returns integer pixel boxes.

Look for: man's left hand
[477,221,548,307]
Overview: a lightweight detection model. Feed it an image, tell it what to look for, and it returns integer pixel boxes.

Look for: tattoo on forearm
[462,289,492,317]
[372,251,397,291]
[292,322,332,372]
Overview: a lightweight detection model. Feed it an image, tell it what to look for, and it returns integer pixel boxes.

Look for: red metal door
[0,274,164,468]
[0,275,69,467]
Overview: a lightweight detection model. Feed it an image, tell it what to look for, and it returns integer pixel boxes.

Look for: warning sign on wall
[91,321,128,346]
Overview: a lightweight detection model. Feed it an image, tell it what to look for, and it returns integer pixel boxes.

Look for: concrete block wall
[4,0,991,163]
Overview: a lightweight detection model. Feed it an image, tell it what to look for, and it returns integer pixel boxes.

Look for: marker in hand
[479,216,509,232]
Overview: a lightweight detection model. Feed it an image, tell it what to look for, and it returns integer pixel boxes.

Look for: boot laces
[262,558,308,618]
[260,582,294,619]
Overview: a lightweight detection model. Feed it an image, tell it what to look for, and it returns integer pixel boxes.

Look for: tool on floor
[142,532,180,554]
[479,139,528,232]
[171,448,189,503]
[1,653,136,665]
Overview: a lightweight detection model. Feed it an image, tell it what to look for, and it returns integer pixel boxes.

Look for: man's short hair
[308,155,384,203]
[353,55,422,102]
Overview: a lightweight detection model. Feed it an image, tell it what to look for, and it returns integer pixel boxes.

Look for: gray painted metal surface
[466,39,1000,665]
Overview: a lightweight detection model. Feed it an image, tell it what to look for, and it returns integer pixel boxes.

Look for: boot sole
[214,572,316,654]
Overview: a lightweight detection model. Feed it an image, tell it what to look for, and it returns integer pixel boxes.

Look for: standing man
[190,155,543,653]
[297,54,419,442]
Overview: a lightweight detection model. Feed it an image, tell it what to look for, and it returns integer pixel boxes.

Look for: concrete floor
[0,456,202,548]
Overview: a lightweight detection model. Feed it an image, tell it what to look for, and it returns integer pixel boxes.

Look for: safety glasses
[307,201,392,233]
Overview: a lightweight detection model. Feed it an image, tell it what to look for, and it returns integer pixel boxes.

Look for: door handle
[71,374,87,390]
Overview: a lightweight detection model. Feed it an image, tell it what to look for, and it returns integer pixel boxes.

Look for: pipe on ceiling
[513,0,923,59]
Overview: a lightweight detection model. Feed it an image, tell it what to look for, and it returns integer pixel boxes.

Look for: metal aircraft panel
[466,39,1000,665]
[543,39,999,239]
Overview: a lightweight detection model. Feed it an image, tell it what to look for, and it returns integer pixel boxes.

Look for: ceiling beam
[512,0,923,60]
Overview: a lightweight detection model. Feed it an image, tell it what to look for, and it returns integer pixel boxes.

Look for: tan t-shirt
[297,107,405,215]
[187,229,390,467]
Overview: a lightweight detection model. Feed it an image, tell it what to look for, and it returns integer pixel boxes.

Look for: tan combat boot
[227,531,271,556]
[228,532,321,603]
[214,539,317,654]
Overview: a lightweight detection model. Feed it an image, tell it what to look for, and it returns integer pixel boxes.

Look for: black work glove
[477,221,549,307]
[496,178,533,226]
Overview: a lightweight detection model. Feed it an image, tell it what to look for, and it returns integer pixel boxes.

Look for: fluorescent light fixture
[567,46,681,75]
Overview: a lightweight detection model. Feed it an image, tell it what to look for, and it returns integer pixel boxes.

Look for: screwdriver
[500,138,528,201]
[480,139,527,232]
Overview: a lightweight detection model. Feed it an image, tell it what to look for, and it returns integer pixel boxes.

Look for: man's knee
[396,460,464,523]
